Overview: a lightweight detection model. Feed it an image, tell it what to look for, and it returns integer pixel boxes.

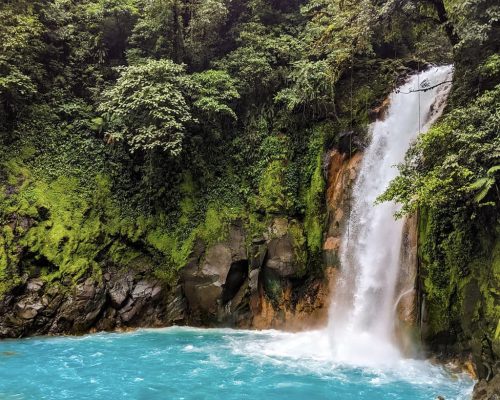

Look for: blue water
[0,327,473,400]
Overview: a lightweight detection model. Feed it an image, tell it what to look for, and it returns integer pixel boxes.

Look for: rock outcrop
[323,149,363,270]
[181,218,332,330]
[394,213,420,355]
[0,266,185,338]
[181,223,248,324]
[0,213,333,337]
[473,374,500,400]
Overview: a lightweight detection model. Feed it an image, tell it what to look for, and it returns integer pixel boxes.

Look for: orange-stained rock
[369,97,391,121]
[250,267,338,331]
[323,236,340,252]
[323,150,363,269]
[395,213,419,325]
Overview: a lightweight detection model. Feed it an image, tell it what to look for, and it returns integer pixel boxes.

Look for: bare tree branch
[397,80,452,94]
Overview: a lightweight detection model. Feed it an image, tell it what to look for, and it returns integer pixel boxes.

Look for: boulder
[108,275,132,308]
[26,279,44,293]
[15,298,44,320]
[265,235,298,278]
[117,279,165,325]
[181,223,250,320]
[183,243,232,314]
[51,277,107,333]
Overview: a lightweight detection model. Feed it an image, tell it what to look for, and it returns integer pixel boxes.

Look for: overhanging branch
[397,80,452,94]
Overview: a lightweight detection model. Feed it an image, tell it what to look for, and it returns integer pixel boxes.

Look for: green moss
[254,160,291,213]
[419,205,500,345]
[303,153,325,253]
[0,159,142,292]
[262,272,283,304]
[288,220,307,277]
[482,237,500,341]
[245,212,270,244]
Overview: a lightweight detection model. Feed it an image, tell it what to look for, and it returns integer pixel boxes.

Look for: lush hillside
[0,0,498,388]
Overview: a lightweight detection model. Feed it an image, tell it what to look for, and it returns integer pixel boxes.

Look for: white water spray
[327,65,453,366]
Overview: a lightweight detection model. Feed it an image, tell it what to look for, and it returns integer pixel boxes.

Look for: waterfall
[327,66,454,366]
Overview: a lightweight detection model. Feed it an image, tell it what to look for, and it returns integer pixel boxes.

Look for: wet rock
[251,268,335,331]
[265,235,298,278]
[323,149,363,269]
[26,279,44,293]
[108,276,131,309]
[41,291,64,317]
[117,279,162,324]
[473,374,500,400]
[118,297,144,323]
[51,277,107,333]
[95,307,117,331]
[250,243,267,270]
[248,269,259,293]
[182,243,232,315]
[165,285,186,323]
[132,280,161,301]
[76,278,97,301]
[323,236,340,267]
[180,223,251,321]
[0,263,178,338]
[15,298,44,320]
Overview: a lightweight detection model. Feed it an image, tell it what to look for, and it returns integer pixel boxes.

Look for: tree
[99,60,239,156]
[275,0,374,115]
[378,84,500,216]
[185,0,229,69]
[128,0,183,62]
[99,59,193,155]
[0,3,43,130]
[190,69,239,123]
[217,21,302,101]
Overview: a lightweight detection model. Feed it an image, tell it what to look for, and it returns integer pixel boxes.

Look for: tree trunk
[424,0,459,46]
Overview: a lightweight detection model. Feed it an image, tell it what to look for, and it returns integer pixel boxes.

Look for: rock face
[394,213,420,356]
[180,219,332,329]
[317,148,363,327]
[323,149,363,270]
[181,224,248,322]
[251,267,337,330]
[0,214,332,337]
[0,146,396,339]
[473,374,500,400]
[0,266,186,338]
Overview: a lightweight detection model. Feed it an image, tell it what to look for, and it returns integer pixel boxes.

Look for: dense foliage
[0,0,498,364]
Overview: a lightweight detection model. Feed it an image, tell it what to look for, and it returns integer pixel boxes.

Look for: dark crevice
[221,260,249,305]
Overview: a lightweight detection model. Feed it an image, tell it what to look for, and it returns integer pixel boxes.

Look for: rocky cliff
[0,145,363,337]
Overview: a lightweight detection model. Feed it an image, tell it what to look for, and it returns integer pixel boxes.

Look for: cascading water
[328,65,454,366]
